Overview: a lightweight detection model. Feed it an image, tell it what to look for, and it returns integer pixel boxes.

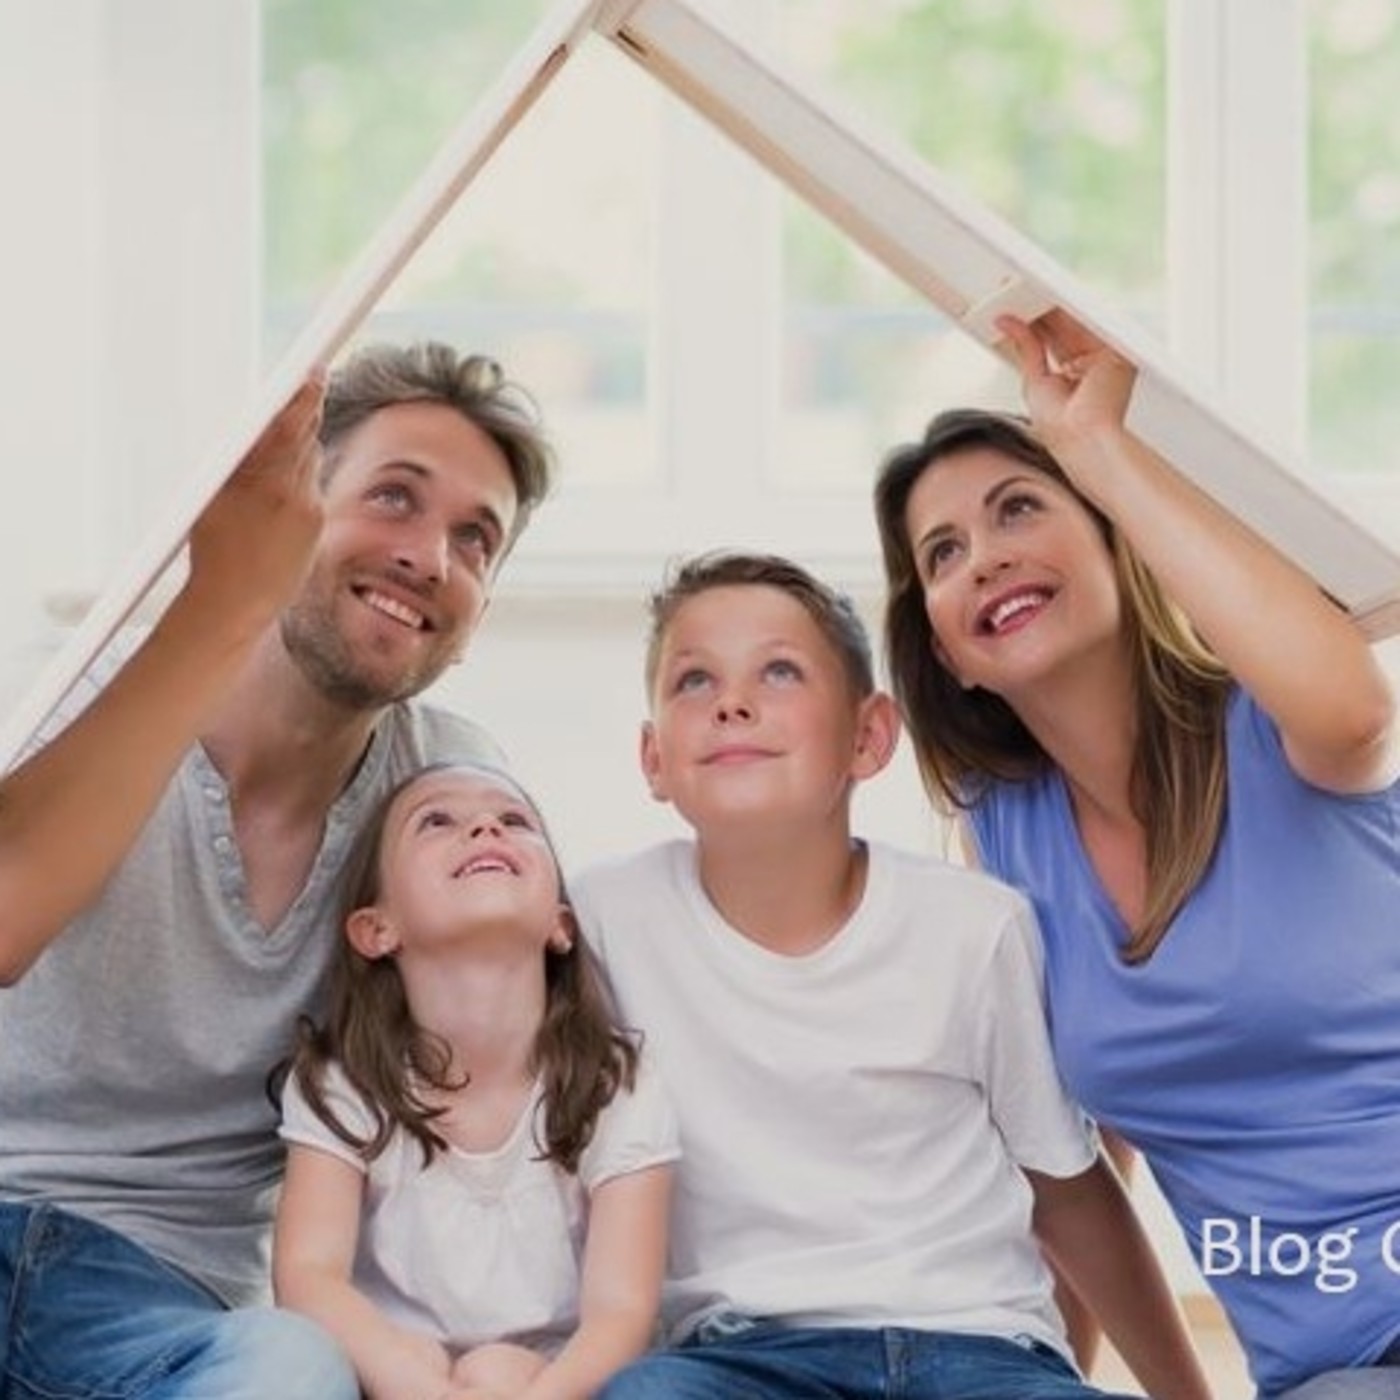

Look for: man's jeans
[0,1202,357,1400]
[597,1315,1138,1400]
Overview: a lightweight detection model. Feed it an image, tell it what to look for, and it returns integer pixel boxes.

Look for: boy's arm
[517,1163,673,1400]
[1048,1128,1138,1373]
[1028,1154,1212,1400]
[274,1141,457,1400]
[0,376,323,984]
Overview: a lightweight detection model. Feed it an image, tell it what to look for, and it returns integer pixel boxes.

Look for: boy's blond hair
[644,551,875,701]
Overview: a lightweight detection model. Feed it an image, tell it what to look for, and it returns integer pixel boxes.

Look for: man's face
[280,400,519,710]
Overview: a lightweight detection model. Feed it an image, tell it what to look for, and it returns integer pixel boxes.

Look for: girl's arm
[274,1142,457,1400]
[1028,1156,1212,1400]
[0,375,325,984]
[1000,311,1397,795]
[516,1163,673,1400]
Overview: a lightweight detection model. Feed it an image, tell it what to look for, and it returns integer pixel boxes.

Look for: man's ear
[850,691,902,782]
[548,905,578,956]
[346,906,401,960]
[639,720,670,803]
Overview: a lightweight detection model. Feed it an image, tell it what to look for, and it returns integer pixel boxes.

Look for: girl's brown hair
[873,408,1231,963]
[287,763,636,1171]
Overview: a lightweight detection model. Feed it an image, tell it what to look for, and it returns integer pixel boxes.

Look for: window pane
[771,0,1166,489]
[1309,0,1400,475]
[262,0,658,487]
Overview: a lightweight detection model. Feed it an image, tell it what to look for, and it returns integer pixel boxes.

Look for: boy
[571,552,1208,1400]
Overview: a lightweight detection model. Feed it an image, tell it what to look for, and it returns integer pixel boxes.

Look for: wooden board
[7,0,1398,772]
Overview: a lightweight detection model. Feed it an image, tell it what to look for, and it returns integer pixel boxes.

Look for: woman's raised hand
[996,309,1136,458]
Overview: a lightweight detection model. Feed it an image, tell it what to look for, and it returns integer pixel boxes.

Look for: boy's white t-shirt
[279,1055,678,1355]
[570,839,1095,1352]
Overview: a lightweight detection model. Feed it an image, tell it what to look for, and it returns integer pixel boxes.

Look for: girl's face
[351,767,570,963]
[902,447,1124,701]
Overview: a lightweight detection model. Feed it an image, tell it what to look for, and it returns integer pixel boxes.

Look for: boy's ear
[346,906,401,960]
[548,905,578,956]
[850,691,902,782]
[639,720,671,803]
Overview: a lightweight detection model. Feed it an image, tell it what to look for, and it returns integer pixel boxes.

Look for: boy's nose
[468,813,503,838]
[714,698,755,724]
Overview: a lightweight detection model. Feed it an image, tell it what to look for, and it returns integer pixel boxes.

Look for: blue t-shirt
[969,688,1400,1395]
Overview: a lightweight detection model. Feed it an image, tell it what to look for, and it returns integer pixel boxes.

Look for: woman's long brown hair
[874,409,1231,963]
[284,763,637,1171]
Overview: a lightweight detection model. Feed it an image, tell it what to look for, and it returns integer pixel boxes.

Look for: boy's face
[642,584,891,836]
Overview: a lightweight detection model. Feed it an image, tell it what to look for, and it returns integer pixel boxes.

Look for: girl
[273,762,677,1400]
[873,310,1400,1400]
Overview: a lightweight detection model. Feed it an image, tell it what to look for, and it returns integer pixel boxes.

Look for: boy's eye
[763,658,802,683]
[500,809,536,830]
[673,668,711,695]
[416,808,454,831]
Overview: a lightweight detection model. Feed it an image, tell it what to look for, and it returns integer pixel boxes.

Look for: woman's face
[902,447,1124,702]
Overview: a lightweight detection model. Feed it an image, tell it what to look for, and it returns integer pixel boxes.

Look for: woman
[873,310,1400,1400]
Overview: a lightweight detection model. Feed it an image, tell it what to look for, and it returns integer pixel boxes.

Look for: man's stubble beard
[278,600,447,712]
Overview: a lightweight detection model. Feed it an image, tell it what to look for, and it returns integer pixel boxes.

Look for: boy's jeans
[0,1201,357,1400]
[598,1314,1138,1400]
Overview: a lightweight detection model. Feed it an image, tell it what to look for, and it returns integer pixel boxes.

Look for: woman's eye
[925,538,961,576]
[1000,492,1042,522]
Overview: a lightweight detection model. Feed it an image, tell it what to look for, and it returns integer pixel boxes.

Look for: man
[0,343,553,1399]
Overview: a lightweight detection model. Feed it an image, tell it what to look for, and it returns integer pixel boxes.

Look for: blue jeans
[0,1202,358,1400]
[596,1317,1136,1400]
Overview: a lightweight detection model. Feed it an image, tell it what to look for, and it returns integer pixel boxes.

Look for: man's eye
[369,483,414,512]
[455,522,494,557]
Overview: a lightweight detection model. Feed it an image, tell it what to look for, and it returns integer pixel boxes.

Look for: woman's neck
[1008,645,1139,825]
